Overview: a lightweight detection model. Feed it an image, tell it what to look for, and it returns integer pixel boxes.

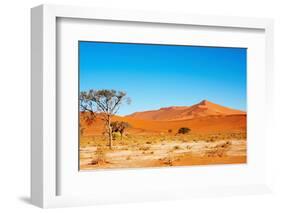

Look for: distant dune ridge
[81,100,246,135]
[126,100,246,121]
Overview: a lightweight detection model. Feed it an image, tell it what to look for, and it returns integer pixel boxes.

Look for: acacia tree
[111,121,130,140]
[118,122,130,140]
[80,89,130,149]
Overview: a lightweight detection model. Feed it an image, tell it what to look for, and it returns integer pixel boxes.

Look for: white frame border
[31,4,274,208]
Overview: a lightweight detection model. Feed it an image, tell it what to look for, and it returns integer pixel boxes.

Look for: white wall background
[0,0,280,212]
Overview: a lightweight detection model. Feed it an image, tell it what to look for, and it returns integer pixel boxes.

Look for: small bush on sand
[209,137,215,142]
[90,159,99,165]
[204,141,231,157]
[139,146,150,151]
[163,156,173,166]
[80,127,85,136]
[178,127,191,134]
[186,145,191,149]
[90,147,106,165]
[174,145,180,150]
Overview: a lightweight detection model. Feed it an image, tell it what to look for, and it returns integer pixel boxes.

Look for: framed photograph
[31,4,274,208]
[78,41,248,170]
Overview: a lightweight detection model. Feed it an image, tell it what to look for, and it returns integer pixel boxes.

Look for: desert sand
[80,100,247,170]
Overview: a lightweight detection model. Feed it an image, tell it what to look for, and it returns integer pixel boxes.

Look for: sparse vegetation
[178,127,191,134]
[139,146,150,151]
[80,127,85,136]
[204,141,232,157]
[90,147,106,165]
[80,130,246,170]
[173,145,180,150]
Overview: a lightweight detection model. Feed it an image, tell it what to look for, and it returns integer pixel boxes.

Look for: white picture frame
[31,4,274,208]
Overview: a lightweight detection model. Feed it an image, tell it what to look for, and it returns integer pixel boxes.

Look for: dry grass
[80,132,246,170]
[80,132,245,147]
[204,141,232,157]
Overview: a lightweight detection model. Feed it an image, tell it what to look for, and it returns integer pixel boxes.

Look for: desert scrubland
[79,100,247,170]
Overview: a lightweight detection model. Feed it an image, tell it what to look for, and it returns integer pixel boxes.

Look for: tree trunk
[108,130,113,149]
[107,115,113,149]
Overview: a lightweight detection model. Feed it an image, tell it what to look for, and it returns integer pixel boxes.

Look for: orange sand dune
[81,100,246,136]
[126,100,246,121]
[81,114,246,136]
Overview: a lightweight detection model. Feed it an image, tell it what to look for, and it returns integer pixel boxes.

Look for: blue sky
[79,41,246,115]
